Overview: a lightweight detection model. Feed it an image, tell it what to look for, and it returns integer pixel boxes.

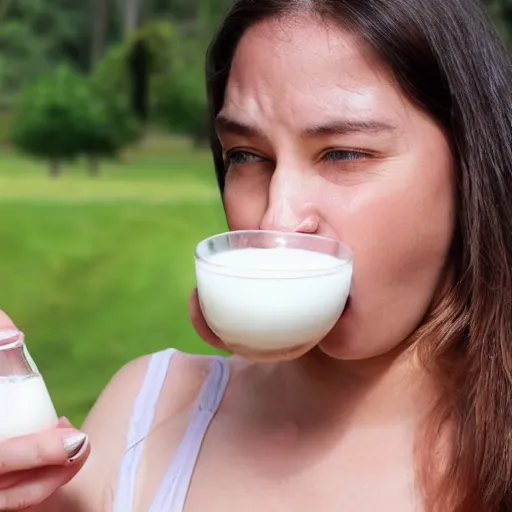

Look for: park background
[0,0,510,425]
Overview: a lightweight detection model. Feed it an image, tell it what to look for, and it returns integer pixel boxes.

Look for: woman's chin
[315,301,375,361]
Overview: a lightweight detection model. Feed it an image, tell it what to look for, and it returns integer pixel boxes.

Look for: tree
[155,58,208,147]
[0,0,92,107]
[123,0,141,36]
[10,66,91,177]
[10,65,141,177]
[90,0,110,68]
[0,0,233,112]
[91,21,175,121]
[78,79,141,176]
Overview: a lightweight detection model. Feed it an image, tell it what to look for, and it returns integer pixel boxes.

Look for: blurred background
[0,0,510,425]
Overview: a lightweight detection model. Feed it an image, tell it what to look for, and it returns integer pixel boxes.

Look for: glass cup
[0,330,58,439]
[194,230,353,362]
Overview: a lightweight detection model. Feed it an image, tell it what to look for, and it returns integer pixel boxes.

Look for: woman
[1,0,511,510]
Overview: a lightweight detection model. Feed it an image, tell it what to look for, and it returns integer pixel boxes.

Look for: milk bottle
[0,330,58,439]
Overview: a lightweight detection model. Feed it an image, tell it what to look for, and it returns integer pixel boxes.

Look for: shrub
[11,65,141,177]
[155,60,208,147]
[10,66,90,177]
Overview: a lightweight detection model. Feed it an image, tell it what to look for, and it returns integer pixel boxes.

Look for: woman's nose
[258,171,319,234]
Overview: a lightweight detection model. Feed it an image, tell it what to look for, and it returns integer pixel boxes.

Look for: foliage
[90,43,131,107]
[152,25,213,146]
[0,0,232,106]
[91,21,176,118]
[0,0,91,102]
[88,18,212,147]
[84,77,142,161]
[10,66,141,176]
[10,66,91,174]
[77,95,141,177]
[132,21,176,75]
[155,61,209,146]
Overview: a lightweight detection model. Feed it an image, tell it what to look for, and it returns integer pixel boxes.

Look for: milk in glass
[0,331,58,439]
[196,247,352,355]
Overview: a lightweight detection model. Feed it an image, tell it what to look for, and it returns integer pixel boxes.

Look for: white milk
[195,247,352,352]
[0,374,58,439]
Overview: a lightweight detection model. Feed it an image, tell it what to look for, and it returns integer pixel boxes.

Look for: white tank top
[113,349,230,511]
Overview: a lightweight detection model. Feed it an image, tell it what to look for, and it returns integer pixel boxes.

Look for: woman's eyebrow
[301,119,398,138]
[215,115,265,138]
[215,114,397,138]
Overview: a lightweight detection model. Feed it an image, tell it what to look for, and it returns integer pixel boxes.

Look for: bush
[91,21,210,147]
[10,66,90,177]
[155,60,209,146]
[11,65,141,177]
[91,21,176,121]
[80,79,142,175]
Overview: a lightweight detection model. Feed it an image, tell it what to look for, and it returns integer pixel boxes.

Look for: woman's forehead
[223,15,410,130]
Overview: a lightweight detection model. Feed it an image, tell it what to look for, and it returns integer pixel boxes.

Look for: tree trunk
[90,0,110,69]
[129,40,149,121]
[0,0,12,21]
[123,0,141,37]
[87,155,100,177]
[49,159,61,179]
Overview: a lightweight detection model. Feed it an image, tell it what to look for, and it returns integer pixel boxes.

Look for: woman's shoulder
[94,348,227,402]
[86,349,226,430]
[50,349,231,511]
[82,348,249,454]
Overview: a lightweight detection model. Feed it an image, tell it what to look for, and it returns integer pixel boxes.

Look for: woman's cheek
[224,170,272,231]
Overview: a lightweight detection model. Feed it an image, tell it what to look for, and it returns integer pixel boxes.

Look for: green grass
[0,136,228,424]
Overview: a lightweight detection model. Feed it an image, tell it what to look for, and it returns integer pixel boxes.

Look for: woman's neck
[266,344,438,434]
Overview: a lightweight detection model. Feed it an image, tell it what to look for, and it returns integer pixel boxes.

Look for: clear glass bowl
[194,230,353,362]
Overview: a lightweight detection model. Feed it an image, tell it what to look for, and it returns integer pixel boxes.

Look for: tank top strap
[148,355,230,512]
[113,348,176,512]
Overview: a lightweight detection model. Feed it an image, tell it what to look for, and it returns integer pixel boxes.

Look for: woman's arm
[38,355,152,512]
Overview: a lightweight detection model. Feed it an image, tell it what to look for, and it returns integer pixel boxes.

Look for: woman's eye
[225,151,263,167]
[322,150,367,162]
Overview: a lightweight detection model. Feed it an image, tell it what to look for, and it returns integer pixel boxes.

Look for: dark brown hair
[205,1,512,509]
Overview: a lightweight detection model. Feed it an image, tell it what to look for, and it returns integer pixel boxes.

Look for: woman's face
[216,15,456,360]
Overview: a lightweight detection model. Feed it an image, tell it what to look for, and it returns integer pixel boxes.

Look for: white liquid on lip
[196,248,352,352]
[0,374,58,439]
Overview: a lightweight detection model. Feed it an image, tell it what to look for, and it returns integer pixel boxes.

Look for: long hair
[205,1,512,509]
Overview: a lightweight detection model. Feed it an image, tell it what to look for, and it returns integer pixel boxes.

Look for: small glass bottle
[0,330,58,439]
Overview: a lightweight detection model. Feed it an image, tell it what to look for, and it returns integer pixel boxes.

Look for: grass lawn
[0,135,228,425]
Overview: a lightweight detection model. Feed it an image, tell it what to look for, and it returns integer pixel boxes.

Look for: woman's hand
[0,311,90,510]
[0,418,90,510]
[188,289,231,353]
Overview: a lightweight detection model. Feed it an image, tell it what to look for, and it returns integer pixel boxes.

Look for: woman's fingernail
[63,433,88,461]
